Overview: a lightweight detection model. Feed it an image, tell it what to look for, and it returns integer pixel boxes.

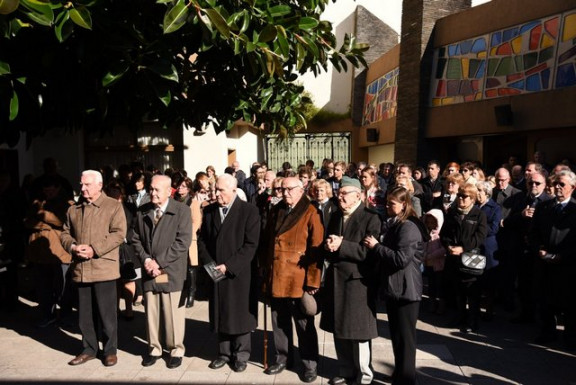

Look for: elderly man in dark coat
[529,170,576,349]
[198,174,260,373]
[132,175,192,369]
[321,176,381,385]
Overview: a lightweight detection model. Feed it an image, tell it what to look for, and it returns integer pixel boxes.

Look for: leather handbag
[459,248,486,276]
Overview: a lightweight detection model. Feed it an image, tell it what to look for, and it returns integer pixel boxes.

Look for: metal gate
[265,132,350,171]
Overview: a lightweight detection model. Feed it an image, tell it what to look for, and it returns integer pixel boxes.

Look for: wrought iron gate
[265,132,350,171]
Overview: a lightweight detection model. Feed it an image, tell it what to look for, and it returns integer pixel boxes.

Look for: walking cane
[263,299,268,370]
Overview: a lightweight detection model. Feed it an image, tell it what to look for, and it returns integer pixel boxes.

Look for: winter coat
[61,193,127,283]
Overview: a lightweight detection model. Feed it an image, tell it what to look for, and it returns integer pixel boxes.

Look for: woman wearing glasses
[441,183,487,333]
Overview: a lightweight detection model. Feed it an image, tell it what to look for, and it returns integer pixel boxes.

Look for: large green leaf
[20,0,54,26]
[268,5,291,18]
[9,89,18,121]
[258,24,276,43]
[54,9,72,42]
[298,17,318,30]
[149,61,179,82]
[163,0,189,34]
[275,25,289,58]
[69,6,92,30]
[102,61,130,87]
[0,60,10,75]
[204,8,230,38]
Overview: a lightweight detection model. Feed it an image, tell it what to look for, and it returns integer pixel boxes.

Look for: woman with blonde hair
[395,175,422,217]
[205,165,217,185]
[441,183,487,333]
[442,173,464,213]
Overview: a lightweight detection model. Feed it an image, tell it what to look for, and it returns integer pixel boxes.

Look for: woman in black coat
[441,183,487,333]
[364,187,428,385]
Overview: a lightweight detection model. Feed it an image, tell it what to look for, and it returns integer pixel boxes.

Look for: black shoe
[330,377,348,385]
[303,370,318,383]
[167,356,182,369]
[459,325,472,334]
[208,357,228,369]
[142,355,160,367]
[232,360,247,372]
[264,362,286,375]
[185,296,194,308]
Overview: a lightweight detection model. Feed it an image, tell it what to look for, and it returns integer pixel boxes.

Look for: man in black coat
[504,171,552,323]
[529,170,576,348]
[321,177,381,385]
[132,175,192,369]
[198,174,260,372]
[421,160,444,212]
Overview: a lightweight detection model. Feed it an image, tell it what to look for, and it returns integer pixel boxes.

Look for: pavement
[1,293,575,385]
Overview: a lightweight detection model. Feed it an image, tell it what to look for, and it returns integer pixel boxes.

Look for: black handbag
[119,242,137,280]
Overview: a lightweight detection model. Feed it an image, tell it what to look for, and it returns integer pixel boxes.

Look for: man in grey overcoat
[321,177,381,385]
[132,175,192,369]
[198,174,260,373]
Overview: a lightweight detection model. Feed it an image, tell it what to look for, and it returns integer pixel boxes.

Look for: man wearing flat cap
[321,176,381,385]
[261,176,324,383]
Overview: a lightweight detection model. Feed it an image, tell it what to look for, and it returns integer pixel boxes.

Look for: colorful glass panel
[430,11,575,106]
[363,67,399,125]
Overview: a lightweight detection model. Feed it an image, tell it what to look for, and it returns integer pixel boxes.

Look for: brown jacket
[61,192,127,283]
[264,196,324,298]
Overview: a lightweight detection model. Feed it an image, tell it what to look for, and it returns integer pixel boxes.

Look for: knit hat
[340,176,361,190]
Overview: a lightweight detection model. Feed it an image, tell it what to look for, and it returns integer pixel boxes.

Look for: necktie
[154,208,163,225]
[222,206,228,215]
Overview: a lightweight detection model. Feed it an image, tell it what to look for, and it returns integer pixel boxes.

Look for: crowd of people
[0,152,575,385]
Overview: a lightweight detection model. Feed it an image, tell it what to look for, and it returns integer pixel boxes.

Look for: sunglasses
[462,169,470,172]
[555,182,567,188]
[457,193,470,199]
[529,181,542,186]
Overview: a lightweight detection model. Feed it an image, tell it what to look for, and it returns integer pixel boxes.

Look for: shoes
[37,317,57,328]
[141,355,160,367]
[232,361,247,372]
[167,356,182,369]
[68,353,96,366]
[104,354,117,367]
[303,370,318,383]
[185,297,194,308]
[264,362,286,375]
[208,357,228,369]
[459,325,472,334]
[330,377,349,385]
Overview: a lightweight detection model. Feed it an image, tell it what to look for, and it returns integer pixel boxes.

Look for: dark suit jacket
[320,203,381,340]
[529,197,576,307]
[132,199,192,293]
[197,197,260,334]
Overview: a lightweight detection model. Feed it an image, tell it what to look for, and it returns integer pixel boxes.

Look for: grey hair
[556,170,576,187]
[476,181,493,198]
[82,170,103,184]
[217,173,238,188]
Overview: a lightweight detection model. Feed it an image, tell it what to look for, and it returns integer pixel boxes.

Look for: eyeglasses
[529,181,542,186]
[338,190,358,196]
[462,169,470,173]
[457,193,470,199]
[555,182,567,188]
[281,186,301,193]
[273,187,283,191]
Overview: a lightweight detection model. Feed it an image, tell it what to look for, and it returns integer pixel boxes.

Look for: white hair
[217,173,238,188]
[82,170,103,184]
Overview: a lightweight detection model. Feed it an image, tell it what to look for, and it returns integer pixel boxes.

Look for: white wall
[182,124,261,177]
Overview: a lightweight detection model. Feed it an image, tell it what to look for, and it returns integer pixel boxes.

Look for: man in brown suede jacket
[262,177,324,383]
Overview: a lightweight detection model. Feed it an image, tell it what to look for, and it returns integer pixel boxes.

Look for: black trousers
[386,299,419,385]
[270,297,319,371]
[77,280,118,356]
[218,332,251,364]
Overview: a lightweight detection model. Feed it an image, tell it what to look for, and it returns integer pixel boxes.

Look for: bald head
[495,168,511,189]
[150,175,172,207]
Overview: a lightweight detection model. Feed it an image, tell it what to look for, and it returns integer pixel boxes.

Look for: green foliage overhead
[0,0,369,147]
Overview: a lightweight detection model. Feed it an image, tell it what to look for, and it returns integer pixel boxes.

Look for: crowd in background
[0,151,575,383]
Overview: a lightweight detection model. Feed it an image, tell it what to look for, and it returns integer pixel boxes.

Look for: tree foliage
[0,0,368,147]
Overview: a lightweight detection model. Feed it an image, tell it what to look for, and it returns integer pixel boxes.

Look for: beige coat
[189,198,202,266]
[61,192,127,283]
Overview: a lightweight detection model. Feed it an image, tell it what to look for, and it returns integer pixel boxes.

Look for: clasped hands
[325,234,343,253]
[144,258,163,278]
[71,244,94,259]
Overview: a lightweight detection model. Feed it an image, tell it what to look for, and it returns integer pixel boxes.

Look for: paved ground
[1,294,575,385]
